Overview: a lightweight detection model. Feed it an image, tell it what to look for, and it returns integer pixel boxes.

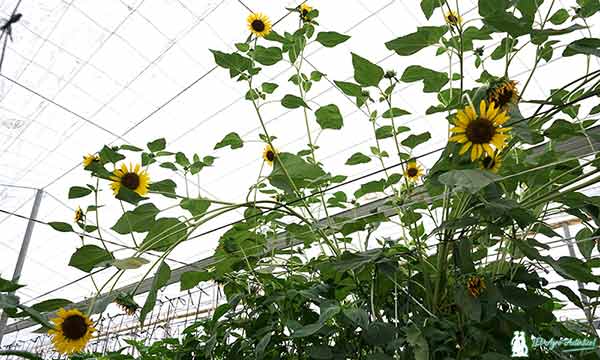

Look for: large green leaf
[483,12,532,37]
[401,65,449,92]
[500,285,550,308]
[268,153,326,194]
[345,152,371,165]
[438,169,501,193]
[180,198,211,217]
[68,186,92,199]
[420,0,442,19]
[48,222,73,233]
[351,53,384,87]
[281,94,310,109]
[252,46,282,66]
[147,138,166,152]
[180,271,211,291]
[140,262,171,324]
[214,132,243,150]
[401,132,431,149]
[315,31,350,47]
[0,350,43,360]
[140,218,188,252]
[563,38,600,57]
[149,179,177,198]
[99,145,125,164]
[0,293,19,308]
[315,104,343,129]
[385,26,447,56]
[210,50,253,77]
[111,257,150,270]
[0,276,23,292]
[576,228,594,259]
[68,245,114,273]
[112,203,160,234]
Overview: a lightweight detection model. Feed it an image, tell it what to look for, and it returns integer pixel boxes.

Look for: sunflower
[467,276,486,298]
[110,163,150,196]
[48,308,95,355]
[445,10,462,26]
[480,152,502,173]
[404,161,424,182]
[449,100,511,162]
[247,13,272,38]
[74,206,84,223]
[299,3,312,21]
[82,154,99,168]
[488,79,519,110]
[114,293,139,316]
[262,144,277,166]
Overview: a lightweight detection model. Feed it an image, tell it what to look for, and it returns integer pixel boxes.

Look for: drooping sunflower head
[488,79,519,110]
[74,206,84,223]
[247,13,272,38]
[467,276,486,297]
[445,10,462,26]
[82,154,99,169]
[262,144,277,166]
[114,293,139,316]
[110,163,150,196]
[48,308,95,355]
[404,161,424,182]
[449,100,511,162]
[299,3,313,21]
[480,152,502,173]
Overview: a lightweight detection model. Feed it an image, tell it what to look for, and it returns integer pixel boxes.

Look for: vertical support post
[560,222,592,318]
[0,188,43,344]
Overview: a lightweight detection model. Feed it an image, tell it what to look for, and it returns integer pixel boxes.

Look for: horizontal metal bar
[5,126,600,335]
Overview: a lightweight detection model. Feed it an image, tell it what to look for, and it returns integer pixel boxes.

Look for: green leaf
[576,227,594,259]
[354,179,386,199]
[268,153,326,194]
[500,285,550,307]
[478,0,509,16]
[577,0,600,18]
[351,53,384,87]
[140,218,188,252]
[291,322,324,338]
[68,245,114,273]
[149,179,177,198]
[68,186,92,199]
[140,262,170,324]
[483,12,532,37]
[343,307,369,329]
[30,299,72,313]
[180,271,211,291]
[375,126,395,139]
[401,132,431,149]
[315,104,343,130]
[111,203,160,234]
[281,94,310,109]
[99,145,125,164]
[563,38,600,57]
[147,138,166,152]
[48,222,73,233]
[315,31,351,47]
[256,332,272,359]
[438,169,501,193]
[420,0,442,19]
[549,8,569,24]
[180,198,211,217]
[214,132,243,150]
[111,257,150,270]
[334,80,362,97]
[554,285,584,309]
[252,45,282,66]
[551,256,598,282]
[385,26,447,56]
[210,50,252,77]
[401,65,449,93]
[116,186,147,205]
[346,152,371,165]
[261,82,279,94]
[0,276,23,292]
[120,144,143,152]
[382,107,410,118]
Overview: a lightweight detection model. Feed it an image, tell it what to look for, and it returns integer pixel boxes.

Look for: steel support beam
[0,188,43,343]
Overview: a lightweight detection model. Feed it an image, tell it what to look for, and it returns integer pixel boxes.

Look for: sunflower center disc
[62,315,88,340]
[465,118,495,144]
[497,90,514,108]
[252,20,265,32]
[266,151,275,161]
[302,9,308,16]
[448,15,457,23]
[121,172,140,190]
[407,168,418,177]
